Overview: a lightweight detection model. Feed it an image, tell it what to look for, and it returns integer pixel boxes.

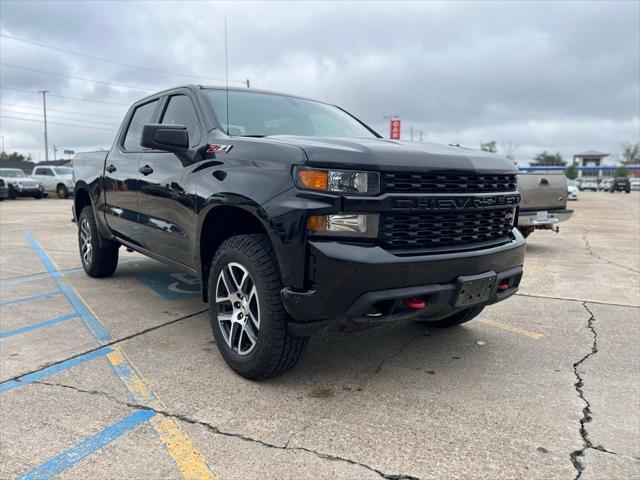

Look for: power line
[1,102,121,119]
[2,109,119,127]
[0,86,130,106]
[1,62,154,92]
[1,33,245,85]
[1,115,115,132]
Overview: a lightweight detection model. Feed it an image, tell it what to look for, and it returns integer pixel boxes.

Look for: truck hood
[267,136,517,173]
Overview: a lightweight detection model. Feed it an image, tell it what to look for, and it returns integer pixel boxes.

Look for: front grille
[382,172,517,194]
[379,208,514,250]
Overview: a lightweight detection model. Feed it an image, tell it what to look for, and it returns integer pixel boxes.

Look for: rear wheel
[416,306,484,328]
[57,184,69,199]
[78,206,119,277]
[208,234,308,380]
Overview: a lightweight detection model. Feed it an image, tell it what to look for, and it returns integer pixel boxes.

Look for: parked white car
[0,168,45,199]
[31,166,75,198]
[567,180,578,201]
[579,178,598,191]
[630,178,640,191]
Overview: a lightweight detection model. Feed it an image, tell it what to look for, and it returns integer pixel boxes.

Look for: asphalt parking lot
[1,192,638,480]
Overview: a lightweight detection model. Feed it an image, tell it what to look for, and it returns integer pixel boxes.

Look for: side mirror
[141,124,189,153]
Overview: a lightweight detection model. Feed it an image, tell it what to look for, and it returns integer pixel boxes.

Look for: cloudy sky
[1,0,638,165]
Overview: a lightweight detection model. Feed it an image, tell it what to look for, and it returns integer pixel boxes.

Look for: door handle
[106,164,117,173]
[139,165,154,176]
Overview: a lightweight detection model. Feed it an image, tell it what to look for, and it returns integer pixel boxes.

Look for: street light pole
[39,90,50,161]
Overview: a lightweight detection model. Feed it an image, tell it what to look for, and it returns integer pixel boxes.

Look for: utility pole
[39,90,50,161]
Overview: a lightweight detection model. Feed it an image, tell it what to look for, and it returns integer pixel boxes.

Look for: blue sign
[136,272,201,301]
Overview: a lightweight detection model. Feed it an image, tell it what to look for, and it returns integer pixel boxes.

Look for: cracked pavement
[1,192,639,479]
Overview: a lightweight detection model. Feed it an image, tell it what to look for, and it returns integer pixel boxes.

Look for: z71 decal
[206,144,233,154]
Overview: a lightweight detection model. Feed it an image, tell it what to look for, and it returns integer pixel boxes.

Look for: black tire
[417,306,484,328]
[34,192,42,199]
[78,206,119,278]
[8,188,16,200]
[519,226,534,239]
[208,234,308,380]
[57,184,69,199]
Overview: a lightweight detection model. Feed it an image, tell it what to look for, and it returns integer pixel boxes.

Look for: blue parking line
[0,313,80,340]
[17,409,156,480]
[0,290,61,307]
[0,346,113,393]
[23,230,113,344]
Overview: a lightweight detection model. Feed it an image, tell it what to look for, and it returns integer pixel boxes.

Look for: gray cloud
[1,0,638,163]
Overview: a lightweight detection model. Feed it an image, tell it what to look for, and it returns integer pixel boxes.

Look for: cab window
[160,95,200,146]
[35,168,53,176]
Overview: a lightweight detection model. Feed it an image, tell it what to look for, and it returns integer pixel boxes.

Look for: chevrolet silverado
[73,86,525,379]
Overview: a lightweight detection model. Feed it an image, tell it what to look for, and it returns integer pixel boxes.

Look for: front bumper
[283,230,525,335]
[517,208,573,227]
[9,187,45,197]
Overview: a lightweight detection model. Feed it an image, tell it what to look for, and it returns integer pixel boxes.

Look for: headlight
[307,213,379,238]
[295,168,379,195]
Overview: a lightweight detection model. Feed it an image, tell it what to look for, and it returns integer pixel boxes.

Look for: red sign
[389,119,401,140]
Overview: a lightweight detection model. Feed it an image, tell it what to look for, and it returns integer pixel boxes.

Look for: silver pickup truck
[517,173,573,238]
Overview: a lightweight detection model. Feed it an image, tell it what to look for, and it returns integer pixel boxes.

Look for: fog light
[307,214,378,238]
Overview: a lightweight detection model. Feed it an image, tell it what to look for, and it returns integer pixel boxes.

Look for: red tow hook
[404,297,426,309]
[497,282,510,292]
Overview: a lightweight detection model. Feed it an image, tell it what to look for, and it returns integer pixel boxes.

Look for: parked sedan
[0,168,45,199]
[567,181,578,201]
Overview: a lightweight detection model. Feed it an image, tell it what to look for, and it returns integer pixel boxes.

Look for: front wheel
[78,206,119,277]
[208,234,308,380]
[416,306,484,328]
[57,185,69,199]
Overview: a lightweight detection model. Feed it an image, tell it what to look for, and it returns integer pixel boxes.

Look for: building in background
[573,150,610,178]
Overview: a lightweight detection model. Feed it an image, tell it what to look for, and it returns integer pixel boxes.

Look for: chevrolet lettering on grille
[392,194,520,211]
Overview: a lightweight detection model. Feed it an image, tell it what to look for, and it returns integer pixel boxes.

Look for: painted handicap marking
[136,272,201,300]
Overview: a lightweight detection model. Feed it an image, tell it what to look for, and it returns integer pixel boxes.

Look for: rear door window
[123,100,159,151]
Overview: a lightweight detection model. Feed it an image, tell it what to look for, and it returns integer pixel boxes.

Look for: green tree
[621,142,639,164]
[480,141,497,153]
[531,151,566,166]
[614,166,629,178]
[0,151,27,162]
[565,164,578,180]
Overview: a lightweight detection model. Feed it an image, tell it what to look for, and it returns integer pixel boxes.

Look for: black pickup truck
[73,85,525,379]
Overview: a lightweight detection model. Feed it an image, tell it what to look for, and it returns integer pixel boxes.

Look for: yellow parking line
[479,319,544,340]
[107,348,219,480]
[42,246,218,480]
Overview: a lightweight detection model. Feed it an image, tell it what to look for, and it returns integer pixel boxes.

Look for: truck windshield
[206,90,377,139]
[0,169,26,178]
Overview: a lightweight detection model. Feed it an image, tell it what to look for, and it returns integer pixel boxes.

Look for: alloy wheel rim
[80,218,93,265]
[215,262,260,356]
